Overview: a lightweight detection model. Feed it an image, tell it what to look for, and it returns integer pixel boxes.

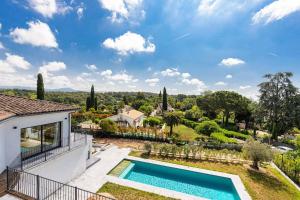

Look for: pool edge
[125,156,252,200]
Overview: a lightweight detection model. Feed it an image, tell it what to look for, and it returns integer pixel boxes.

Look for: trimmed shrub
[211,132,237,144]
[195,120,220,136]
[181,118,199,129]
[220,129,249,140]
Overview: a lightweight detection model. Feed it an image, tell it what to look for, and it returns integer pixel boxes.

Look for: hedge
[211,132,237,144]
[220,129,249,140]
[181,118,199,129]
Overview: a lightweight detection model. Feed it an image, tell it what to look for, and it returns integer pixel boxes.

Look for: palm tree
[163,112,181,137]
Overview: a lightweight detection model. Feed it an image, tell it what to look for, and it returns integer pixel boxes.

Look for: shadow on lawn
[247,168,288,192]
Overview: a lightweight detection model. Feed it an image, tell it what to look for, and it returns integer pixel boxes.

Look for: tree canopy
[258,72,297,139]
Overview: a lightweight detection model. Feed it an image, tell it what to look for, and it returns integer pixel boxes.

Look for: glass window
[42,122,61,151]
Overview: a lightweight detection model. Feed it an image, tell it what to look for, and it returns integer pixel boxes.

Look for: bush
[195,120,220,136]
[144,143,152,155]
[99,119,117,133]
[211,132,237,144]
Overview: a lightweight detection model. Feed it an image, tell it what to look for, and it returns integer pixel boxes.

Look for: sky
[0,0,300,99]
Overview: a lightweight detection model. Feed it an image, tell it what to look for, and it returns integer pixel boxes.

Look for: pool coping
[106,156,252,200]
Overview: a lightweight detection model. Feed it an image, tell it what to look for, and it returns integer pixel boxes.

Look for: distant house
[0,94,93,183]
[108,106,145,127]
[155,103,174,115]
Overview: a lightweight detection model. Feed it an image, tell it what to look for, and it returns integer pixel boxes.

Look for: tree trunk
[225,111,229,127]
[252,160,259,170]
[170,125,173,137]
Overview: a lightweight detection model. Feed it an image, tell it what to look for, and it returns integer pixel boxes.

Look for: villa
[0,94,93,183]
[108,106,145,127]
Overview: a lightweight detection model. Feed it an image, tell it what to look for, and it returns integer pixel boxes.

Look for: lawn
[129,151,300,200]
[165,124,201,141]
[98,182,176,200]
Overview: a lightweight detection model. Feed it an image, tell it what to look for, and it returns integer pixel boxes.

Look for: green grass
[165,124,201,141]
[98,182,176,200]
[129,151,300,200]
[108,160,131,177]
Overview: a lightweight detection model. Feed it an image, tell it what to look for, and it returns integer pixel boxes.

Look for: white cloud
[197,0,263,18]
[182,78,206,91]
[100,69,138,83]
[161,68,180,77]
[76,4,85,19]
[239,85,251,90]
[10,21,58,48]
[226,74,232,79]
[103,31,155,55]
[0,53,31,73]
[39,61,66,77]
[0,73,35,87]
[219,58,245,67]
[215,81,227,86]
[182,72,191,78]
[145,78,159,86]
[38,61,71,88]
[28,0,72,18]
[99,0,145,23]
[147,66,152,71]
[100,69,112,76]
[252,0,300,24]
[0,42,4,50]
[85,64,97,71]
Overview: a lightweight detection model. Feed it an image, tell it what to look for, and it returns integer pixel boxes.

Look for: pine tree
[37,73,45,100]
[162,87,168,111]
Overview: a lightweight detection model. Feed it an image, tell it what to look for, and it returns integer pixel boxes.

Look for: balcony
[14,133,88,171]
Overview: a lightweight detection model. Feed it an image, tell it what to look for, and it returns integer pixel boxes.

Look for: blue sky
[0,0,300,99]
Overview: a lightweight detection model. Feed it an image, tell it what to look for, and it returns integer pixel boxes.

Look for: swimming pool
[118,159,241,200]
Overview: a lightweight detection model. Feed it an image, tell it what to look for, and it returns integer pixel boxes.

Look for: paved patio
[69,145,131,192]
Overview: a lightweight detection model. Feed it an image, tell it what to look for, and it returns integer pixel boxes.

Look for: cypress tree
[159,90,162,98]
[95,97,98,111]
[86,97,91,111]
[162,87,168,111]
[90,85,95,109]
[37,73,45,100]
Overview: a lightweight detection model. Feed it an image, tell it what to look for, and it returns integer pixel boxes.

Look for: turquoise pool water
[119,160,240,200]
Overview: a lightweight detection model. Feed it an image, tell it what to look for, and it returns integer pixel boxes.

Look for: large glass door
[21,122,62,159]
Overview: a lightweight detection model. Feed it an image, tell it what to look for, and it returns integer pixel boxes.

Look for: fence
[16,133,87,171]
[6,167,114,200]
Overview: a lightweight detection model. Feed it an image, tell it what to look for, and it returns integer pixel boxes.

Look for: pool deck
[69,145,131,192]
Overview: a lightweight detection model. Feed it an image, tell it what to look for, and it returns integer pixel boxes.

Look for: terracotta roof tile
[0,94,79,121]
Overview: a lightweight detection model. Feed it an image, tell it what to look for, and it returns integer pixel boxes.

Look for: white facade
[0,112,70,172]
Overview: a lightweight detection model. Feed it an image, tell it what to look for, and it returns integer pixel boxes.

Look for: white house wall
[0,122,6,172]
[0,111,71,173]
